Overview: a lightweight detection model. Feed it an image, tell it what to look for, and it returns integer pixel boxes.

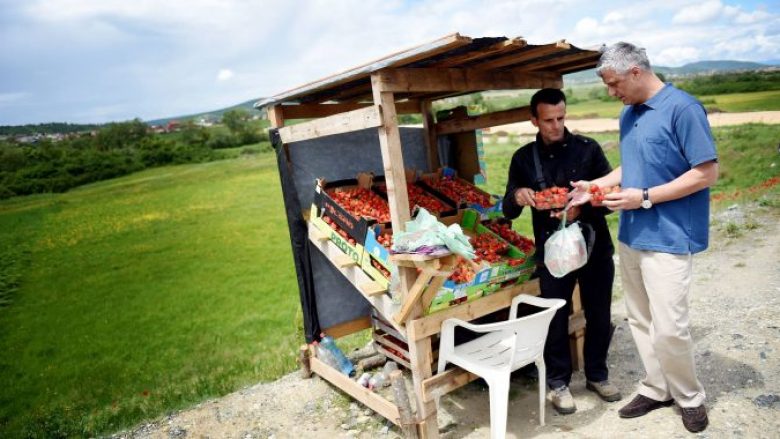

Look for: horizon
[1,0,778,126]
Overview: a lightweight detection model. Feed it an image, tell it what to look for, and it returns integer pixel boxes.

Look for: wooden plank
[421,367,479,403]
[569,310,586,333]
[359,281,388,297]
[570,328,585,371]
[394,271,434,325]
[376,344,412,370]
[335,254,358,268]
[324,316,372,339]
[420,99,439,171]
[390,370,418,439]
[260,33,471,108]
[277,105,382,144]
[409,336,438,438]
[308,226,406,335]
[371,83,412,231]
[521,50,601,72]
[436,106,533,135]
[475,40,571,70]
[430,38,527,68]
[310,357,402,425]
[279,100,421,119]
[407,279,541,341]
[373,67,562,93]
[267,105,284,128]
[391,253,450,265]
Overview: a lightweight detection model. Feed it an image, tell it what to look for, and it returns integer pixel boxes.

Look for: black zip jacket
[502,129,614,264]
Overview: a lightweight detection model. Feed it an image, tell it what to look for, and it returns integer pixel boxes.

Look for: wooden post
[267,105,285,128]
[372,70,438,438]
[300,344,312,379]
[570,284,585,371]
[390,370,418,439]
[420,100,439,171]
[370,73,412,230]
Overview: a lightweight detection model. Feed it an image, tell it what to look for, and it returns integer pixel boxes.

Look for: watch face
[641,199,652,209]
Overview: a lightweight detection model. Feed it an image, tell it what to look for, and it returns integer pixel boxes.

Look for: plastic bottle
[312,341,339,370]
[368,372,386,390]
[357,372,371,387]
[320,332,356,377]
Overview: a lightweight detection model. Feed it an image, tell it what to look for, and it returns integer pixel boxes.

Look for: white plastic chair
[437,294,566,439]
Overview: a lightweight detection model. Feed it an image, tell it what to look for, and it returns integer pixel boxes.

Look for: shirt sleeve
[675,103,718,167]
[502,150,525,219]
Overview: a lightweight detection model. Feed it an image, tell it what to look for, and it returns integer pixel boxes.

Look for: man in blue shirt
[570,42,718,433]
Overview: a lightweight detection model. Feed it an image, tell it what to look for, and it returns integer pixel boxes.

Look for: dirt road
[490,110,780,135]
[115,203,780,439]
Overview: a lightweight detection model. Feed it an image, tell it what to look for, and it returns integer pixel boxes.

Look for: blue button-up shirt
[618,84,718,254]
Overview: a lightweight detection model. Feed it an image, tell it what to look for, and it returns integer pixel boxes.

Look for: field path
[490,110,780,135]
[115,204,780,439]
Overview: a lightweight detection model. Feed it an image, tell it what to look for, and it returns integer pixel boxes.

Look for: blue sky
[1,0,778,125]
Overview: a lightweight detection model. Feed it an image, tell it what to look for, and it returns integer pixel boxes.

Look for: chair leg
[487,377,510,439]
[536,359,546,426]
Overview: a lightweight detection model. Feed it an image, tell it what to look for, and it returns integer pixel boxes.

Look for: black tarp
[273,127,430,342]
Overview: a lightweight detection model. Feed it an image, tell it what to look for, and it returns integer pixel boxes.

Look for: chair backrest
[466,295,565,369]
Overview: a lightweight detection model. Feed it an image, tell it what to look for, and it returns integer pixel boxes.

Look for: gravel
[113,204,780,439]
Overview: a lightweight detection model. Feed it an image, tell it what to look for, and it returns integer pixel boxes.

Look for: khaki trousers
[619,243,706,407]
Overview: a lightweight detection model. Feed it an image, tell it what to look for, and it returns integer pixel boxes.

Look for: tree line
[0,109,270,199]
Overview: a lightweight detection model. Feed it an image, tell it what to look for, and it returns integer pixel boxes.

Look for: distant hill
[144,98,266,126]
[565,59,776,83]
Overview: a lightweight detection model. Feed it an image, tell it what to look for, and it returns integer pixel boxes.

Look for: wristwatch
[641,188,653,209]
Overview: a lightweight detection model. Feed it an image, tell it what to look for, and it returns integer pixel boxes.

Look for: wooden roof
[256,33,603,110]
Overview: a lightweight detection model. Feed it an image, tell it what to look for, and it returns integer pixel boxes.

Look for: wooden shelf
[307,224,404,335]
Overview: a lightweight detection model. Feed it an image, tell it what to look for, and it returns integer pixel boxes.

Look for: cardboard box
[309,204,365,266]
[419,167,503,218]
[314,175,388,246]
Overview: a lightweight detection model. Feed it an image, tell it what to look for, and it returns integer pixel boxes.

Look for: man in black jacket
[502,88,621,414]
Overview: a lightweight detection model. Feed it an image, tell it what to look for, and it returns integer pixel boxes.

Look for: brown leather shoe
[618,394,674,418]
[681,405,708,433]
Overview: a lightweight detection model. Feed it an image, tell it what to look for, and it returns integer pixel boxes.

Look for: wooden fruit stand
[258,33,601,438]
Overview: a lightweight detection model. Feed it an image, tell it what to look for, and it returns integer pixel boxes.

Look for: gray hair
[596,42,652,77]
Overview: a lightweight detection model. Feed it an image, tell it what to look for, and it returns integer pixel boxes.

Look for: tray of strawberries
[533,186,569,210]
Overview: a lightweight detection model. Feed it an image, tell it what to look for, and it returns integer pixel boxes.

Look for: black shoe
[618,394,674,418]
[681,405,708,433]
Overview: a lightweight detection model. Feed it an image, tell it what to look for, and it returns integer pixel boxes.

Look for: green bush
[206,130,239,149]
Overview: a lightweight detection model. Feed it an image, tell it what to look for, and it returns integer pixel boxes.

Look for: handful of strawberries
[588,184,621,206]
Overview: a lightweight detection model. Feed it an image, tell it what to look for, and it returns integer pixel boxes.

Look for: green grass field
[1,123,778,438]
[0,156,301,437]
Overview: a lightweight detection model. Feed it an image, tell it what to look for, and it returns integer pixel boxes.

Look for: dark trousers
[538,252,614,389]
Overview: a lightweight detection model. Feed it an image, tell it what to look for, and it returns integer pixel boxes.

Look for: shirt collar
[536,127,573,151]
[639,82,674,110]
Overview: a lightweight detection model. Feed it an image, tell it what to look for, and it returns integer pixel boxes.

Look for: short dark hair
[530,88,566,117]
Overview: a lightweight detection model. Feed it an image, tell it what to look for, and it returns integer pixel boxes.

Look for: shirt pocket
[643,136,669,165]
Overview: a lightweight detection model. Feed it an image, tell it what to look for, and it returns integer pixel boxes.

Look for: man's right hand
[567,180,592,207]
[514,187,536,207]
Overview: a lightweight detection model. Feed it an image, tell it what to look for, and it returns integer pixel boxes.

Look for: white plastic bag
[391,208,474,260]
[544,211,588,278]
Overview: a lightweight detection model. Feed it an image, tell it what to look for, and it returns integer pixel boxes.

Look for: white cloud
[603,11,623,24]
[2,0,780,124]
[574,17,599,34]
[734,10,772,24]
[672,0,723,24]
[216,69,234,82]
